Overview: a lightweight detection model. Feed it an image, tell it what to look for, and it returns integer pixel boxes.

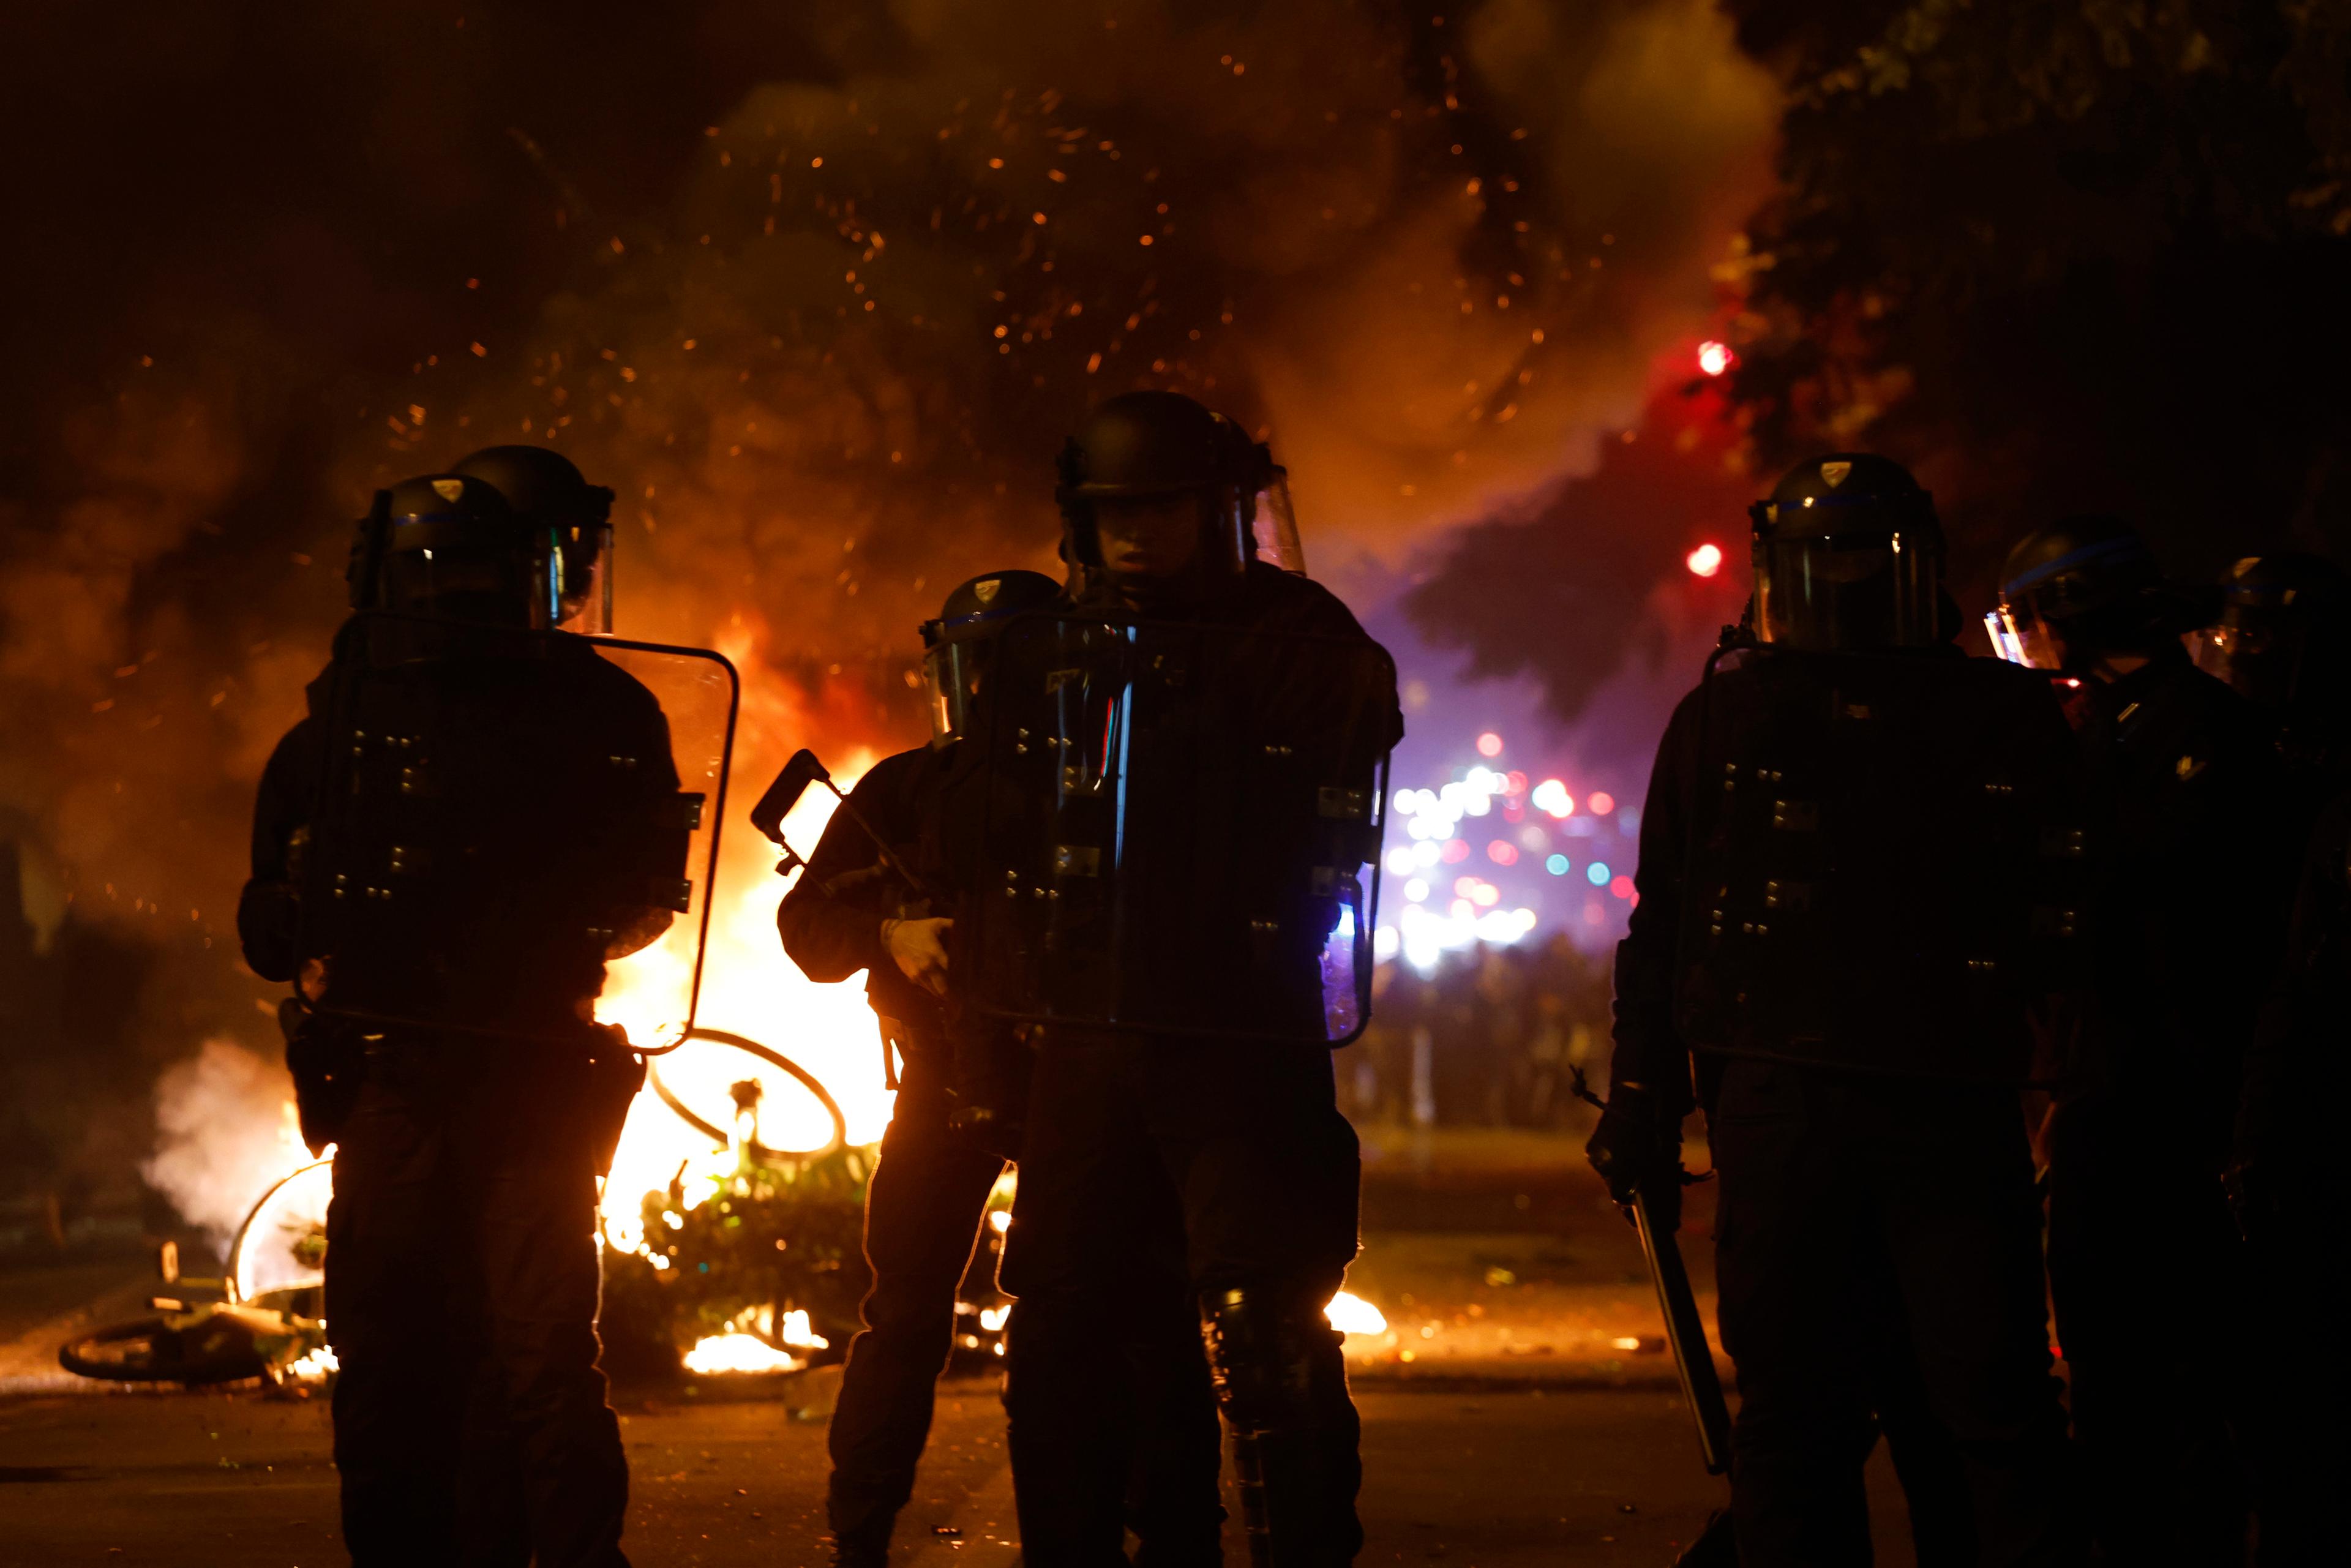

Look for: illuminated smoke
[0,2,1777,1208]
[139,1039,307,1248]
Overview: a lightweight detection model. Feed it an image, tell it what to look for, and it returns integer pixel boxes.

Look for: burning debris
[59,1158,331,1390]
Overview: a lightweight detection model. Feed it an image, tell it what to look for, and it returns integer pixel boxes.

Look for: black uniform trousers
[2046,1087,2249,1566]
[1000,1028,1359,1566]
[325,1037,629,1568]
[1708,1059,2080,1568]
[826,1069,1010,1545]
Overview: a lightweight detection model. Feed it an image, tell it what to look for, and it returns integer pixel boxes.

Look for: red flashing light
[1697,340,1733,377]
[1686,542,1724,579]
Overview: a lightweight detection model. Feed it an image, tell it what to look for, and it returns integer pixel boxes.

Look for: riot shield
[964,609,1394,1044]
[1673,644,2084,1083]
[227,1159,332,1305]
[293,611,738,1052]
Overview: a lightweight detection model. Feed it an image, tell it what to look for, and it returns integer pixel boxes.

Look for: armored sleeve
[237,715,327,984]
[1242,566,1405,752]
[1607,685,1703,1116]
[776,747,928,987]
[581,661,691,948]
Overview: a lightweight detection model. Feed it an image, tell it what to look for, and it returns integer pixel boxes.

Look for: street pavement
[0,1128,1922,1565]
[0,1379,1921,1566]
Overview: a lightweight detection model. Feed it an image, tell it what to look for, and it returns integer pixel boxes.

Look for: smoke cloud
[0,1,1775,1215]
[140,1039,308,1248]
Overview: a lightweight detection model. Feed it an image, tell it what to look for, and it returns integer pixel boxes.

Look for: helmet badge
[1820,460,1853,488]
[973,578,1000,604]
[431,478,466,501]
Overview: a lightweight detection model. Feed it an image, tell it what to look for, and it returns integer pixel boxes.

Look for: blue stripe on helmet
[2000,534,2152,597]
[936,600,1033,639]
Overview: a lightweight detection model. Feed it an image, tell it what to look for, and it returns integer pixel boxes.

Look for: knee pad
[1199,1287,1328,1432]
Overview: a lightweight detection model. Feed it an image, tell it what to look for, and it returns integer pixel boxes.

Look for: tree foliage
[1728,0,2351,595]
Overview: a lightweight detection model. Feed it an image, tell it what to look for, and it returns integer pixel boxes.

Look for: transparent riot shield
[293,611,738,1052]
[964,610,1395,1045]
[227,1159,332,1305]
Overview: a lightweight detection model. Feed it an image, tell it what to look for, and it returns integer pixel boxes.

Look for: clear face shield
[542,520,615,635]
[921,637,985,747]
[1984,598,2066,670]
[2192,606,2300,708]
[1250,469,1307,575]
[1753,529,1942,650]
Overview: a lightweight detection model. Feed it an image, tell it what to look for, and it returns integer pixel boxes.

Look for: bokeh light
[1545,853,1570,876]
[1475,731,1504,757]
[1685,542,1723,578]
[1697,340,1733,376]
[1586,860,1612,887]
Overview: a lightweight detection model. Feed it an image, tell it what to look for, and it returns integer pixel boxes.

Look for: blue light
[1545,853,1570,876]
[1586,860,1611,886]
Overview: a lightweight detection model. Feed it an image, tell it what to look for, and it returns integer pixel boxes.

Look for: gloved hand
[1584,1084,1686,1232]
[882,915,954,996]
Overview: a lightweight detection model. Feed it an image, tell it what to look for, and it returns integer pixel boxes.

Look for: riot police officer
[239,463,686,1567]
[2191,550,2351,1564]
[1595,456,2083,1565]
[2197,550,2351,799]
[983,392,1401,1566]
[777,569,1089,1564]
[1990,517,2293,1564]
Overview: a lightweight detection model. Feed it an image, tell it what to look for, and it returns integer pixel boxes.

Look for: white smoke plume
[140,1040,309,1249]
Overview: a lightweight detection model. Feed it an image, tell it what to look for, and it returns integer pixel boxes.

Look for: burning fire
[1325,1291,1388,1338]
[683,1334,802,1376]
[598,743,894,1261]
[681,1306,830,1376]
[287,1343,341,1381]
